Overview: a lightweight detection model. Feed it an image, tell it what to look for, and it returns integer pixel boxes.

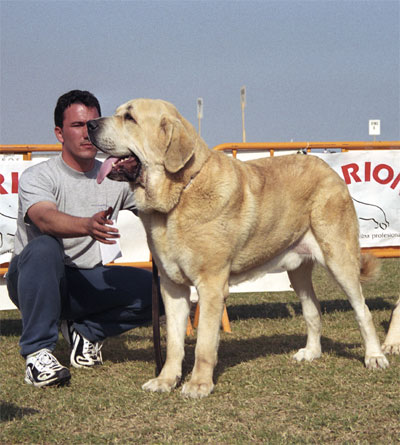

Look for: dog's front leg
[142,277,190,393]
[181,277,228,398]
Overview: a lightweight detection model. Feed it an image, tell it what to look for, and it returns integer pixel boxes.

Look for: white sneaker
[25,349,71,387]
[61,320,103,369]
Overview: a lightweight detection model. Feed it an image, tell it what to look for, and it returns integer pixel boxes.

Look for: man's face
[55,103,100,170]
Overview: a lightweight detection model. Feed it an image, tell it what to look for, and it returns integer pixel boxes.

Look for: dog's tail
[360,253,381,283]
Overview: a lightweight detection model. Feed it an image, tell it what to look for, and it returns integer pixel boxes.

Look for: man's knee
[19,235,64,267]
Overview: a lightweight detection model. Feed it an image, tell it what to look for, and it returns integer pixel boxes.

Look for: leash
[152,261,164,375]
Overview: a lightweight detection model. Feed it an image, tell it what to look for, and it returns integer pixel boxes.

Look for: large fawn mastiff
[88,98,391,398]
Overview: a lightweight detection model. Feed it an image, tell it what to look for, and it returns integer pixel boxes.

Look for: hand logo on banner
[352,197,389,230]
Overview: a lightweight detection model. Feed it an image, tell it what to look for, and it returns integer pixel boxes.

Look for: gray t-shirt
[13,155,136,268]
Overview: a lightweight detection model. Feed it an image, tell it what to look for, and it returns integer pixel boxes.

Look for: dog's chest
[143,216,190,284]
[155,241,189,284]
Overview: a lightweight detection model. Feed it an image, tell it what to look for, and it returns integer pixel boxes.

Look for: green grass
[1,259,399,444]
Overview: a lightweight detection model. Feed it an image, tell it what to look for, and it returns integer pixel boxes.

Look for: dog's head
[87,99,196,185]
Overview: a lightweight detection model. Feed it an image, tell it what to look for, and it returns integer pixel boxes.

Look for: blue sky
[1,0,399,148]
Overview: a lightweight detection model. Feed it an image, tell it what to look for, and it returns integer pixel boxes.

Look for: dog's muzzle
[97,154,142,184]
[86,119,142,185]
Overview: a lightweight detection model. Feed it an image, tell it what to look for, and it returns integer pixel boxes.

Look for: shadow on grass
[227,297,394,321]
[0,401,39,422]
[98,330,363,385]
[0,318,22,337]
[207,334,362,383]
[2,297,393,378]
[102,296,392,379]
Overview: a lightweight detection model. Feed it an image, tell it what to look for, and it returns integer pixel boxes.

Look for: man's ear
[160,116,195,173]
[54,126,64,144]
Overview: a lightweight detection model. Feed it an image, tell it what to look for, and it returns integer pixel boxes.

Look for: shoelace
[84,340,103,359]
[37,351,62,370]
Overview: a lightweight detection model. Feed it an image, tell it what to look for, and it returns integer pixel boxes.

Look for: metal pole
[197,98,203,137]
[240,86,246,143]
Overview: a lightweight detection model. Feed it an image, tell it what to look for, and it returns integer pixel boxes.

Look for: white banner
[315,151,400,248]
[0,160,43,263]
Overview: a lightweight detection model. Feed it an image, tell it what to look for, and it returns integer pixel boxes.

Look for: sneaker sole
[24,374,71,388]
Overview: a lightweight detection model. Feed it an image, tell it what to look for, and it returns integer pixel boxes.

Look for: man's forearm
[32,208,90,238]
[27,202,118,243]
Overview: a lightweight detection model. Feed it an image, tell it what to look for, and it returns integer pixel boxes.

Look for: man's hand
[88,207,120,244]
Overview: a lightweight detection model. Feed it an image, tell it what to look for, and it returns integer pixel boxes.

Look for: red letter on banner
[11,172,19,193]
[341,163,361,185]
[0,174,7,194]
[373,164,394,185]
[390,173,400,191]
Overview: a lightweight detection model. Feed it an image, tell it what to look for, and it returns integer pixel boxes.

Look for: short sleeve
[18,162,57,222]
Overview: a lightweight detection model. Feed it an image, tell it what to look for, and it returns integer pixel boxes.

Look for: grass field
[1,259,399,444]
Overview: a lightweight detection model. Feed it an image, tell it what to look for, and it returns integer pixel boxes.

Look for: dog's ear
[160,115,195,173]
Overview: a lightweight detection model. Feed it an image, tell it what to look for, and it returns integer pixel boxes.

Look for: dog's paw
[382,342,400,355]
[142,376,178,393]
[364,354,390,369]
[181,380,214,399]
[293,347,321,362]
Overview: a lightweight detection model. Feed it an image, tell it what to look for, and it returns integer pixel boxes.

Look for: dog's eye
[124,113,137,124]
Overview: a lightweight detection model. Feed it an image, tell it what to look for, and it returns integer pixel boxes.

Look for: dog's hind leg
[316,233,389,369]
[181,273,229,398]
[288,261,322,362]
[142,277,191,393]
[327,258,388,368]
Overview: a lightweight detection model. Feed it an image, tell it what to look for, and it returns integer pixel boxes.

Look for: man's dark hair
[54,90,101,128]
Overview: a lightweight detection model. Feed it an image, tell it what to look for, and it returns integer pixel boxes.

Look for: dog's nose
[87,120,99,132]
